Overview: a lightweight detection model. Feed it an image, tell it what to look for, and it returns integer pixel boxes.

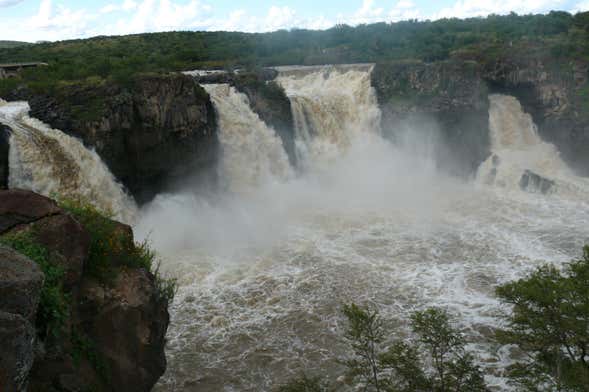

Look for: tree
[496,245,589,391]
[342,305,488,392]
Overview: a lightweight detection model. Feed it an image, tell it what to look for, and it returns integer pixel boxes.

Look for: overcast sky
[1,0,588,42]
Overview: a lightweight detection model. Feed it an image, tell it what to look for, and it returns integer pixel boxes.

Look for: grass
[0,231,69,339]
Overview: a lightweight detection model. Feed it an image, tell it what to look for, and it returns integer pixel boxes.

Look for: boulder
[79,268,169,392]
[0,189,61,233]
[520,170,556,194]
[0,245,44,320]
[26,214,89,287]
[0,311,36,392]
[0,125,9,189]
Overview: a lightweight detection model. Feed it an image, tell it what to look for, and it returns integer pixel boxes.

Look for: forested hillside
[0,11,588,96]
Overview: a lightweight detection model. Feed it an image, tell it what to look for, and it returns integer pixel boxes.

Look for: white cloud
[432,0,564,20]
[573,0,589,12]
[351,0,384,24]
[389,1,420,21]
[100,0,138,14]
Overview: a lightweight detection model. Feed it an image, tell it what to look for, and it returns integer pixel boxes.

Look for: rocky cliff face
[0,190,170,392]
[372,60,491,178]
[372,54,589,178]
[0,125,8,189]
[480,55,589,176]
[8,73,218,204]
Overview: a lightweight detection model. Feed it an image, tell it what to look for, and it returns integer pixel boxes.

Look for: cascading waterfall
[477,94,589,198]
[0,100,137,223]
[275,64,381,166]
[202,84,292,192]
[137,76,589,392]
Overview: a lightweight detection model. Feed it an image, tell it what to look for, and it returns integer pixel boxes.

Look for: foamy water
[138,70,589,391]
[0,100,137,223]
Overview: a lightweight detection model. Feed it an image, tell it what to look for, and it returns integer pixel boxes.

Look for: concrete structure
[0,62,47,78]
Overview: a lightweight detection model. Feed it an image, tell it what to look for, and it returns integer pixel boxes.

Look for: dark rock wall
[480,57,589,176]
[232,73,297,167]
[8,73,218,204]
[0,125,9,189]
[372,60,491,178]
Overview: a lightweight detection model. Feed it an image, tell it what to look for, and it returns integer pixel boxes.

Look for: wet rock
[26,214,89,287]
[79,268,169,392]
[0,311,36,392]
[520,170,555,194]
[0,125,9,189]
[8,74,218,204]
[0,189,61,233]
[0,245,44,320]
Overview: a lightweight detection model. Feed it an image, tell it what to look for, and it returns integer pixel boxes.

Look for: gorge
[1,57,589,391]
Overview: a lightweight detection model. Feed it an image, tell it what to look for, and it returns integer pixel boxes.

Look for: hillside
[0,11,588,96]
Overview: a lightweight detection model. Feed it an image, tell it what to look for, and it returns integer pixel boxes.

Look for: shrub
[58,197,176,305]
[342,305,488,392]
[0,231,69,339]
[276,375,330,392]
[495,245,589,391]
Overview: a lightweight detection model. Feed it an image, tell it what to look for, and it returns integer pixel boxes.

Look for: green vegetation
[58,198,176,305]
[0,231,69,339]
[281,246,589,392]
[496,245,589,391]
[0,40,30,49]
[0,11,587,96]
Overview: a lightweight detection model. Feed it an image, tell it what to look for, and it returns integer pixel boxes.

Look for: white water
[275,64,381,167]
[136,71,589,391]
[0,100,137,223]
[202,84,292,192]
[477,94,589,198]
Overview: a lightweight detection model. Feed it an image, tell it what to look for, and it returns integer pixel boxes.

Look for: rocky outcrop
[372,60,491,177]
[520,170,556,194]
[0,245,43,392]
[232,73,297,166]
[479,55,589,176]
[195,70,297,166]
[0,124,9,189]
[0,190,170,391]
[8,73,218,204]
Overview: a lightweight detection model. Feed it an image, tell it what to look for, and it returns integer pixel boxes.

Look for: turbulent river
[2,65,589,391]
[136,66,589,391]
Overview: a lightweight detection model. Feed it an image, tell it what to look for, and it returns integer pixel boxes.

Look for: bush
[496,245,589,391]
[342,304,488,392]
[0,231,69,339]
[58,197,176,305]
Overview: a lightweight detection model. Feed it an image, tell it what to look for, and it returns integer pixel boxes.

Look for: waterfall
[476,94,589,198]
[202,84,292,192]
[0,100,137,223]
[275,64,381,167]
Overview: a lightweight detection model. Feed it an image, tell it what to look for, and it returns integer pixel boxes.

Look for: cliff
[0,190,170,391]
[372,60,490,178]
[8,73,218,204]
[372,49,589,178]
[0,124,8,189]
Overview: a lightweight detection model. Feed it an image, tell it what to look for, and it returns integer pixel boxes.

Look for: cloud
[573,0,589,12]
[432,0,564,20]
[100,1,138,14]
[0,0,23,7]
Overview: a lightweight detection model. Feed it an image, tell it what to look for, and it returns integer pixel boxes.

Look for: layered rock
[0,190,170,391]
[8,73,218,204]
[372,60,491,177]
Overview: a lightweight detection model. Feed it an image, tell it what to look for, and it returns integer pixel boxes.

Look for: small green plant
[276,374,330,392]
[58,197,176,304]
[71,330,110,382]
[0,231,69,338]
[496,245,589,391]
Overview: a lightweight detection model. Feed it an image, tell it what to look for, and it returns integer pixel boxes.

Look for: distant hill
[0,41,30,49]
